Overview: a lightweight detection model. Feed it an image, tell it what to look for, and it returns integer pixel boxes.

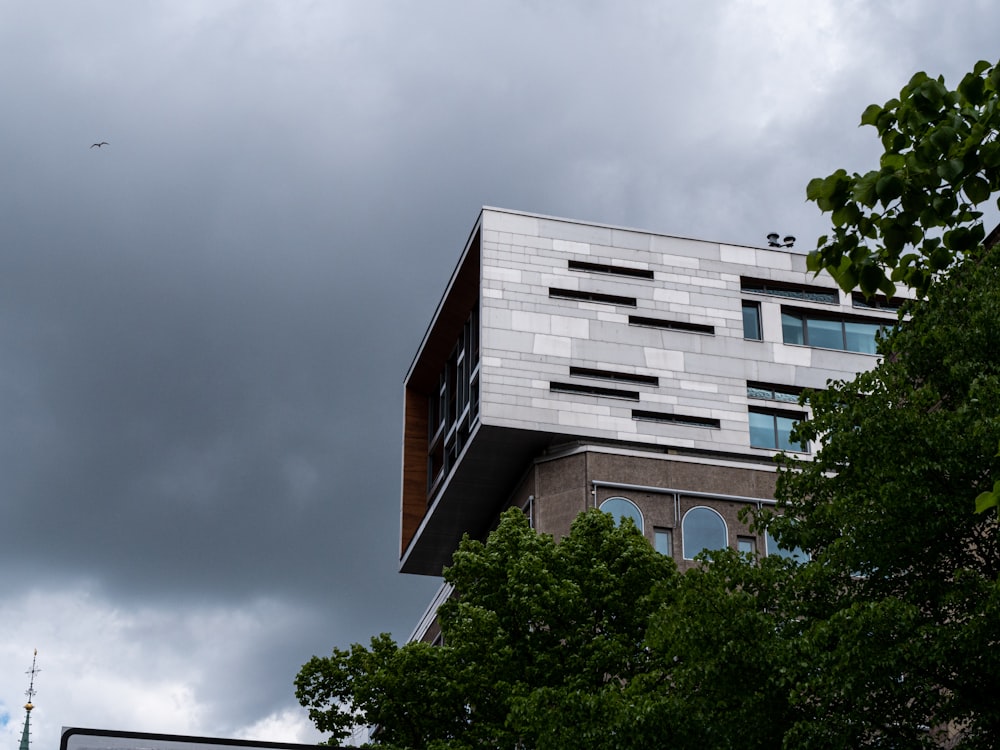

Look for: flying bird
[90,141,109,148]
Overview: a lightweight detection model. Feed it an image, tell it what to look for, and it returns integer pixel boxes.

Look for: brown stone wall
[584,451,778,499]
[532,453,591,540]
[523,448,779,569]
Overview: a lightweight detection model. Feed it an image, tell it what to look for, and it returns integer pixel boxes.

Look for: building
[401,208,898,640]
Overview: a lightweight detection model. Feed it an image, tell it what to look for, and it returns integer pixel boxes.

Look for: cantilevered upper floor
[400,208,901,575]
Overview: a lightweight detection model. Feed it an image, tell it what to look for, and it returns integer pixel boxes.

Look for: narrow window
[569,366,658,386]
[630,315,715,335]
[741,277,839,304]
[568,260,654,279]
[549,288,637,306]
[851,292,907,312]
[426,305,480,495]
[781,310,805,345]
[682,506,728,559]
[600,497,644,533]
[654,528,673,556]
[747,382,803,404]
[742,301,762,340]
[632,409,720,428]
[551,382,640,400]
[737,536,757,555]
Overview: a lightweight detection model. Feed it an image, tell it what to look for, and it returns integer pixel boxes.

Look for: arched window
[682,506,728,559]
[600,497,643,533]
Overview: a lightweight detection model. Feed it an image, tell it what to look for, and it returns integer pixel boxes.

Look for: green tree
[806,59,1000,298]
[297,508,814,749]
[806,59,1000,522]
[775,57,1000,747]
[765,246,1000,747]
[296,508,678,749]
[629,548,801,748]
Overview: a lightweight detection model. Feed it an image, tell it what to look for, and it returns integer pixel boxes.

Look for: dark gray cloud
[0,0,998,746]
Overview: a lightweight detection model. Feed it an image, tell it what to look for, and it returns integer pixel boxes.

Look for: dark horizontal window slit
[629,315,714,334]
[632,410,720,428]
[568,260,654,279]
[851,292,908,312]
[550,382,640,400]
[549,288,637,306]
[746,381,806,404]
[741,277,839,304]
[569,366,659,386]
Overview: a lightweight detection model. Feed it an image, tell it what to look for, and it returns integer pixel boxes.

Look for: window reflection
[600,497,643,533]
[682,506,727,559]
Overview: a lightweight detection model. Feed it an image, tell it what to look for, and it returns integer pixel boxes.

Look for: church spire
[18,650,39,750]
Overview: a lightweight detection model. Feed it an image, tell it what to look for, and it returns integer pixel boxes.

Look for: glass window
[741,278,838,304]
[748,410,777,449]
[747,382,803,404]
[654,527,672,556]
[737,536,757,555]
[600,497,643,533]
[765,530,809,562]
[782,308,883,354]
[844,320,881,354]
[805,316,843,350]
[682,506,728,559]
[742,301,762,340]
[426,306,481,493]
[773,389,800,404]
[851,292,906,312]
[775,413,801,452]
[749,409,806,452]
[781,311,805,345]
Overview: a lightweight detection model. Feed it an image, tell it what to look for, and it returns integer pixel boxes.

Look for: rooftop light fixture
[767,232,796,248]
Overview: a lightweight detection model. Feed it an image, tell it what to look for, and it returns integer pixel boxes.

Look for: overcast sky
[0,1,998,747]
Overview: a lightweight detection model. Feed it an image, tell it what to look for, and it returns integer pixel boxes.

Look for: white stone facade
[475,207,885,458]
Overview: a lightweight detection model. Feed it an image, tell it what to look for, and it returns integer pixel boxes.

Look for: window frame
[549,288,637,307]
[748,407,808,452]
[630,315,715,335]
[740,277,839,304]
[568,259,654,280]
[742,300,762,340]
[426,305,481,495]
[781,306,887,354]
[632,409,721,428]
[851,291,908,312]
[600,497,644,533]
[746,381,805,405]
[654,527,673,557]
[681,506,728,560]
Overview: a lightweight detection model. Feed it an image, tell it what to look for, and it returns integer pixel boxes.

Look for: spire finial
[19,650,39,750]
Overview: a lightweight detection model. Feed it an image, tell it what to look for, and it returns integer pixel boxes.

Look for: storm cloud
[0,1,997,746]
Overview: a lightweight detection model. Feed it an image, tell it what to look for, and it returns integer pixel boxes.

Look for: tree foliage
[297,508,817,749]
[629,549,801,748]
[806,59,1000,297]
[296,509,678,749]
[765,244,1000,747]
